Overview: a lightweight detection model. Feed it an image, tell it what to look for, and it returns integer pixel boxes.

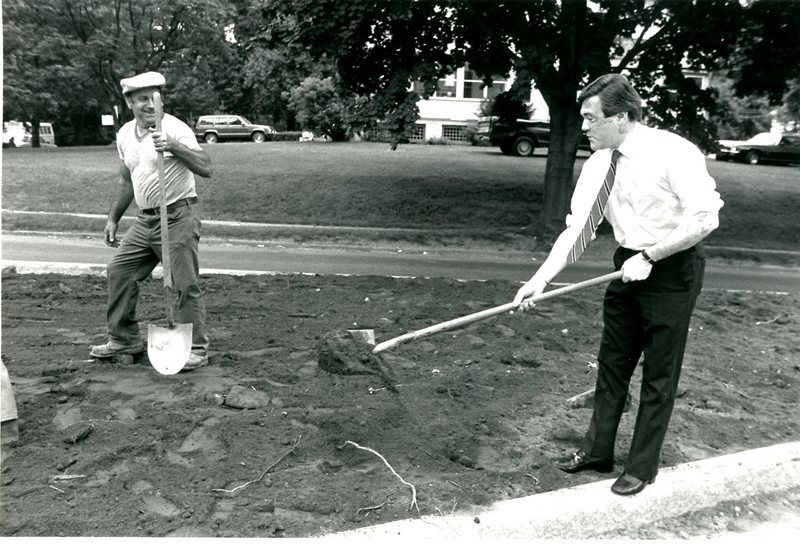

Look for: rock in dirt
[223,385,271,410]
[501,347,543,368]
[2,266,17,278]
[317,329,381,375]
[61,423,93,444]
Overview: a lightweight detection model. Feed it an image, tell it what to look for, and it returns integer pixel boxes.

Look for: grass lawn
[2,141,799,254]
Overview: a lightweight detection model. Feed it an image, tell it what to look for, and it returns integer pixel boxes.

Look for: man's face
[580,96,626,151]
[125,87,160,128]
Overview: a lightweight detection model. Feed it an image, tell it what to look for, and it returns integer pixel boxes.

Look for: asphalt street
[2,232,799,293]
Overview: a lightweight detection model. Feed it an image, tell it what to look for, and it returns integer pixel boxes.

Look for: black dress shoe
[611,473,656,496]
[554,450,614,474]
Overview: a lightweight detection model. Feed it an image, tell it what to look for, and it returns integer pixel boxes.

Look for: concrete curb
[1,261,295,278]
[318,441,800,540]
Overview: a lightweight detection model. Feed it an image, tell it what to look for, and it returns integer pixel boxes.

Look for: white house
[412,65,549,143]
[413,64,712,143]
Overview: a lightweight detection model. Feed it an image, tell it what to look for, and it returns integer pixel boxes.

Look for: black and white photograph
[2,0,799,540]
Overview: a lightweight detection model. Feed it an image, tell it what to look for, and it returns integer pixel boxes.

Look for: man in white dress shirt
[514,73,724,495]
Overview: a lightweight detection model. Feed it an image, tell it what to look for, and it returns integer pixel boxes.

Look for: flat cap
[120,71,166,95]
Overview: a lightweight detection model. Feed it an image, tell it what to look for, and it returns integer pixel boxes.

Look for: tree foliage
[5,0,798,230]
[284,77,350,140]
[271,0,756,227]
[480,91,533,122]
[3,0,237,144]
[776,79,800,131]
[709,77,773,140]
[728,0,800,103]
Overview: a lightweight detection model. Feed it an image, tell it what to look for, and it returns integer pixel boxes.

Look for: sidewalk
[318,442,800,541]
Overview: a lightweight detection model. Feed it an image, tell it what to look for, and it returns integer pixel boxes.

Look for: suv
[477,116,590,156]
[194,115,276,144]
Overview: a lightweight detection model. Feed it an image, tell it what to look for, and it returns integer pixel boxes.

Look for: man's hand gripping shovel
[146,91,193,375]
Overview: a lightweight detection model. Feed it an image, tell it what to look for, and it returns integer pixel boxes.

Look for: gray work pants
[104,205,208,353]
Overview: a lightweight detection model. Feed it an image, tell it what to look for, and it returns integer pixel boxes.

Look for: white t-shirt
[117,113,202,209]
[568,124,724,250]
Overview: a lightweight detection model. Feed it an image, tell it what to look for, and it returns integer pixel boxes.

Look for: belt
[141,197,197,215]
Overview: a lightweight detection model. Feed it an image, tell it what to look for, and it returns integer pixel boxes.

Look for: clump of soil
[317,329,379,375]
[1,271,798,538]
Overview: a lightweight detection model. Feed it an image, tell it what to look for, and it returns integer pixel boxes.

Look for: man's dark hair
[578,73,642,122]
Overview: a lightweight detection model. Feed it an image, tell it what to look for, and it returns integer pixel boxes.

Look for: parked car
[2,120,57,147]
[715,132,800,165]
[194,115,276,144]
[477,116,591,156]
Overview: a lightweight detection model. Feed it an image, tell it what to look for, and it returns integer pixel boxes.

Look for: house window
[442,125,467,142]
[436,75,456,97]
[485,80,507,100]
[411,124,426,140]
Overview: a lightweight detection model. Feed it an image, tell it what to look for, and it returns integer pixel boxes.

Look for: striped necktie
[568,149,621,264]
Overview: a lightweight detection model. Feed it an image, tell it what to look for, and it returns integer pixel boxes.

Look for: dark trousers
[105,205,208,353]
[581,245,705,480]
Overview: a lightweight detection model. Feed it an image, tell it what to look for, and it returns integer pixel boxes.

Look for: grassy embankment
[2,141,799,263]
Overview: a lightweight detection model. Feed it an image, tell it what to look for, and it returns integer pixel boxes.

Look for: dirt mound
[317,329,379,375]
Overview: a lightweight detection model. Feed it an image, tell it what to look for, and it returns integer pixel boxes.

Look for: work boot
[90,341,144,359]
[181,352,209,372]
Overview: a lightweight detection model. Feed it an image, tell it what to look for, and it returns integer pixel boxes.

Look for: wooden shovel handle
[372,270,623,354]
[153,92,174,325]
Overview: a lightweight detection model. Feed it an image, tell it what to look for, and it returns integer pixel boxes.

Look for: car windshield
[745,133,780,146]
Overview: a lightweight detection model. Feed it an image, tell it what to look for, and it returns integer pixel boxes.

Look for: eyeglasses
[582,112,624,126]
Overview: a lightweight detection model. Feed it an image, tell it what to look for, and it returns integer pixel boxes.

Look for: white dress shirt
[567,124,724,250]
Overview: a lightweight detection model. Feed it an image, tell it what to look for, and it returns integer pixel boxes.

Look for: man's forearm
[531,227,580,282]
[169,141,212,178]
[645,211,719,262]
[108,176,135,222]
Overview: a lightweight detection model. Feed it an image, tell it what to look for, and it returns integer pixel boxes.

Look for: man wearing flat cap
[90,71,213,371]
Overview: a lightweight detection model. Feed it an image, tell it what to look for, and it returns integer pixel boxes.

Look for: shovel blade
[147,323,193,375]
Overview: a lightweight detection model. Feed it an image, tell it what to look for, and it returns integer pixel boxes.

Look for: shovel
[146,91,193,375]
[373,270,623,353]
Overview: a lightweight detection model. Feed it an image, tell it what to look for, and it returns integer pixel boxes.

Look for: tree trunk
[30,119,41,148]
[541,98,583,229]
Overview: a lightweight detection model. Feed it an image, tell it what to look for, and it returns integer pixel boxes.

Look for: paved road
[2,233,799,292]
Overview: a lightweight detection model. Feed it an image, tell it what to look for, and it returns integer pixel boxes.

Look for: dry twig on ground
[344,440,419,513]
[212,435,301,494]
[356,502,386,515]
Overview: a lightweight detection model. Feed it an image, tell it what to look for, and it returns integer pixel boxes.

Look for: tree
[257,0,756,229]
[727,0,800,103]
[285,77,351,140]
[776,79,800,132]
[709,77,773,140]
[2,0,93,146]
[3,0,237,143]
[231,2,341,130]
[479,91,533,122]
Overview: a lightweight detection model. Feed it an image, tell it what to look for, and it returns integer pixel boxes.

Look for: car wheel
[513,136,535,157]
[745,150,760,165]
[251,132,266,143]
[204,133,218,144]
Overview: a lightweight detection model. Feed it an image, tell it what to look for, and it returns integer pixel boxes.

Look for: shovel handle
[372,270,623,354]
[153,92,174,325]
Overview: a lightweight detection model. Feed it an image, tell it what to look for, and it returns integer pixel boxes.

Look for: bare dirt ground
[1,269,798,538]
